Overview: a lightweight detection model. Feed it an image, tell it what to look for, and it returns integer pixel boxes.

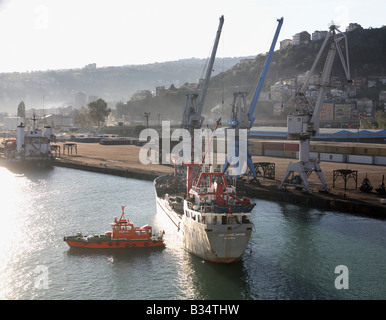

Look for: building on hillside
[280,39,292,50]
[270,82,286,101]
[292,31,310,45]
[334,103,353,120]
[297,72,320,85]
[273,103,285,116]
[352,77,367,89]
[239,58,255,65]
[346,23,362,32]
[84,63,97,70]
[357,98,374,117]
[319,102,334,121]
[312,30,328,41]
[380,91,386,112]
[154,86,166,97]
[379,91,386,102]
[131,90,152,101]
[73,91,87,108]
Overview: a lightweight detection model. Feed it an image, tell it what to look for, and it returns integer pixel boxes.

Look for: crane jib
[248,17,284,128]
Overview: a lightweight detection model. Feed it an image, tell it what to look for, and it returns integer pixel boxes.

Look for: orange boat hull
[64,239,164,249]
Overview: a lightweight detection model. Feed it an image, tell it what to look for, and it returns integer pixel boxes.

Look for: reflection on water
[0,166,385,300]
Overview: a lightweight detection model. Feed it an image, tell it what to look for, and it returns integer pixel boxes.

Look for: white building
[312,30,328,41]
[4,117,27,131]
[43,114,73,130]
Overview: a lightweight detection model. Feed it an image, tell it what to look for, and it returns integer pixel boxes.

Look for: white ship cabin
[16,119,52,157]
[184,170,252,226]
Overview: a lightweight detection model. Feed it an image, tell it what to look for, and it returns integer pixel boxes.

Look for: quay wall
[52,158,386,219]
[54,159,160,181]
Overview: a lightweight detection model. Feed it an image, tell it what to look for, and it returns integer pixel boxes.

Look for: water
[0,166,385,300]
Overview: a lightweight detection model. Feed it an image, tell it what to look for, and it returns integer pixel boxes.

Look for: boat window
[114,226,120,230]
[141,231,147,235]
[135,231,140,235]
[127,226,132,230]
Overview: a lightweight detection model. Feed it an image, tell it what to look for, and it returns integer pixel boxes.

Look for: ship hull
[155,193,253,263]
[0,155,53,169]
[64,237,164,249]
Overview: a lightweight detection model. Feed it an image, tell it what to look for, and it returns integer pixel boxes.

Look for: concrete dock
[51,141,386,218]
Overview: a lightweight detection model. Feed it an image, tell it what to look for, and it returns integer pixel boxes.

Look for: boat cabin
[106,207,152,240]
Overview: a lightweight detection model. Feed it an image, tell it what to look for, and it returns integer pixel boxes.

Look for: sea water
[0,166,385,300]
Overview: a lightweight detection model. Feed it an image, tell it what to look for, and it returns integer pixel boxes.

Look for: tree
[87,98,111,128]
[73,112,91,128]
[375,110,386,129]
[360,117,372,129]
[133,124,146,137]
[17,101,26,117]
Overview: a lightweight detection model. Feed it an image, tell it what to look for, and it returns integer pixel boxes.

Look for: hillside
[0,57,248,115]
[206,26,386,119]
[116,26,386,123]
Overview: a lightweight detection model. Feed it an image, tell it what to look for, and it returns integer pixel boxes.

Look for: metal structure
[279,22,351,193]
[222,18,284,178]
[181,15,224,135]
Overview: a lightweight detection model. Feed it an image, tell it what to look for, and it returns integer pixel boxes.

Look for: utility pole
[144,112,150,128]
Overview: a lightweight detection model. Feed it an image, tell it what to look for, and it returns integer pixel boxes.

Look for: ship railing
[185,205,251,226]
[203,212,252,226]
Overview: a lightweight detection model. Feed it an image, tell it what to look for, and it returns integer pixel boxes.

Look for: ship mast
[181,15,224,196]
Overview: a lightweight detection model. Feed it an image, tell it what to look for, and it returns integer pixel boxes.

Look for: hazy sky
[0,0,384,73]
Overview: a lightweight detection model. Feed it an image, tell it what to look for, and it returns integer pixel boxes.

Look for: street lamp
[144,112,150,128]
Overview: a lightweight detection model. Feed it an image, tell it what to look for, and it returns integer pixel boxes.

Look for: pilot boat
[64,206,165,249]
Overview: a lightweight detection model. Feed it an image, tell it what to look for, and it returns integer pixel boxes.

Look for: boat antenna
[120,206,126,221]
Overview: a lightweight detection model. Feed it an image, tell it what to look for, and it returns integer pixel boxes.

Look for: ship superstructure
[2,115,53,167]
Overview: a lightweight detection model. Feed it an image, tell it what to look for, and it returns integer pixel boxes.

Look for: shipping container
[320,153,347,162]
[249,140,264,149]
[323,145,353,154]
[353,146,379,156]
[310,152,319,160]
[378,148,386,157]
[264,149,283,157]
[347,155,374,165]
[249,148,264,156]
[263,142,284,150]
[283,143,299,151]
[374,156,386,166]
[282,150,297,158]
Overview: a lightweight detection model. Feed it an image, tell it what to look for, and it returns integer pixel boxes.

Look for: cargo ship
[154,162,255,263]
[64,206,165,249]
[0,115,53,168]
[154,120,255,263]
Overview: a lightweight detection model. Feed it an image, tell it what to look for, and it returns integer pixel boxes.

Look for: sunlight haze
[0,0,384,73]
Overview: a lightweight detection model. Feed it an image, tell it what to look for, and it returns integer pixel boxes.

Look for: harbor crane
[172,15,223,191]
[222,17,284,178]
[181,15,224,135]
[160,16,223,165]
[279,22,351,194]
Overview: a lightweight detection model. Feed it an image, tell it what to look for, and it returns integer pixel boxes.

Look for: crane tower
[279,22,351,193]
